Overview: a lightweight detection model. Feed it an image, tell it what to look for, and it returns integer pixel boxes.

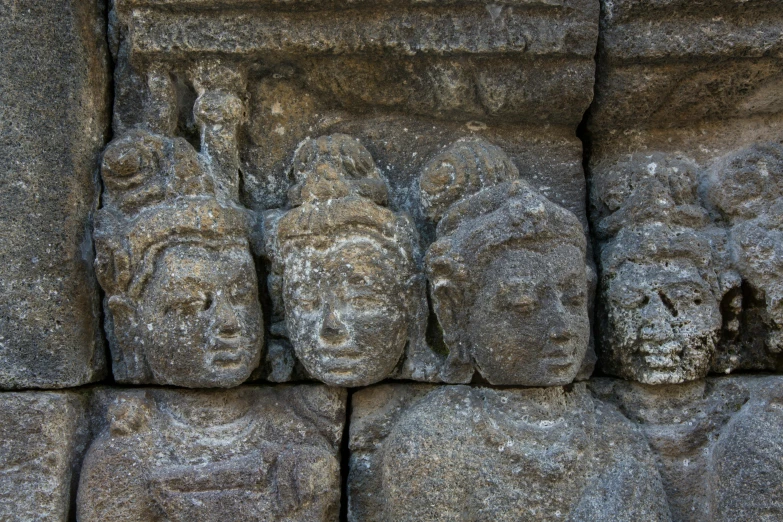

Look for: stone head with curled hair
[265,135,426,387]
[94,129,263,387]
[419,137,519,223]
[425,179,591,386]
[599,223,723,384]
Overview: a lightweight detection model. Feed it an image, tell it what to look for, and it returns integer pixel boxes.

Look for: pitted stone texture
[78,385,345,522]
[589,152,709,240]
[588,0,783,135]
[94,129,264,387]
[425,179,592,385]
[705,142,783,365]
[597,223,724,384]
[591,375,783,522]
[0,392,89,521]
[264,135,431,386]
[0,0,110,388]
[349,384,671,522]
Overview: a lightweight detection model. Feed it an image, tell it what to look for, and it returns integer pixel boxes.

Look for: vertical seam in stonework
[339,389,353,522]
[576,9,602,370]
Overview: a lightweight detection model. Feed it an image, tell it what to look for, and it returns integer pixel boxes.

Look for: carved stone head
[94,129,263,387]
[426,179,590,385]
[266,135,424,387]
[707,143,783,354]
[599,224,722,384]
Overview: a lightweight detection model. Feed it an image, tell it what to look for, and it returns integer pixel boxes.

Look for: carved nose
[548,295,573,342]
[320,306,348,344]
[639,297,674,341]
[214,297,240,337]
[549,324,573,341]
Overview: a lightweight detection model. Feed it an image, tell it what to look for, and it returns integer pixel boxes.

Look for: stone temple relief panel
[348,384,672,521]
[77,385,346,522]
[586,0,783,383]
[102,0,600,385]
[591,375,783,521]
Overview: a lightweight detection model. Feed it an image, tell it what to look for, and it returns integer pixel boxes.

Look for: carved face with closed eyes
[282,238,408,387]
[469,245,590,385]
[130,244,263,387]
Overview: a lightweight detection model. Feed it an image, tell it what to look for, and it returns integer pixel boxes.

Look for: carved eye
[564,289,586,307]
[349,295,382,310]
[297,294,320,312]
[230,284,254,303]
[169,294,210,314]
[506,294,536,314]
[617,290,650,308]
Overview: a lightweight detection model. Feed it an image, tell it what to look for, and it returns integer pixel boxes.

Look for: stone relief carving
[349,384,671,521]
[598,224,723,384]
[591,145,783,382]
[77,385,345,522]
[706,142,783,363]
[591,375,783,521]
[264,134,430,387]
[424,154,591,385]
[94,129,264,387]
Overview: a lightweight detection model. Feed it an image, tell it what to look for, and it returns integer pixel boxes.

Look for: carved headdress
[422,139,587,379]
[93,129,256,382]
[94,129,255,299]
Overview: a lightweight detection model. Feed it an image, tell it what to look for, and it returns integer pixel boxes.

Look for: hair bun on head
[420,138,519,223]
[287,134,389,207]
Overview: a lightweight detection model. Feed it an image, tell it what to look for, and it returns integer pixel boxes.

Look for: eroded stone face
[602,260,721,384]
[597,223,724,384]
[94,129,264,387]
[470,246,590,385]
[349,384,671,522]
[136,245,263,387]
[266,135,426,387]
[77,386,345,522]
[282,241,408,386]
[426,179,590,385]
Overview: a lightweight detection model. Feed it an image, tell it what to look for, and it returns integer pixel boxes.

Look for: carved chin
[298,341,403,387]
[627,338,713,385]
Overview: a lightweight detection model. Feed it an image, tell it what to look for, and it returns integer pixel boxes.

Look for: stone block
[349,383,671,521]
[0,0,110,388]
[0,392,90,521]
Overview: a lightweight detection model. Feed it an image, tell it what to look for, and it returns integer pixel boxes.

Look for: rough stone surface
[587,0,783,383]
[0,0,110,388]
[591,375,783,521]
[0,392,90,521]
[77,385,345,521]
[349,383,671,521]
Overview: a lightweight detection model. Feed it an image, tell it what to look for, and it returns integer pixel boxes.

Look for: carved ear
[429,279,464,351]
[107,295,137,330]
[107,295,149,381]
